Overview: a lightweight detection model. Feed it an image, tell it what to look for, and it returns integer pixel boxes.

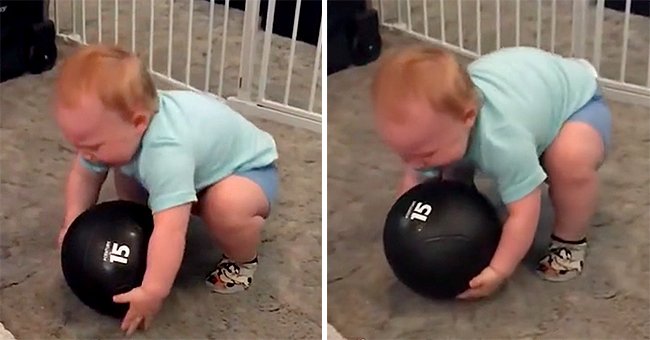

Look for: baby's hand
[57,225,69,250]
[113,286,165,336]
[456,266,507,300]
[57,215,77,250]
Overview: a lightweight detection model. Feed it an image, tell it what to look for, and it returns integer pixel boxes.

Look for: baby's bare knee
[196,176,269,245]
[544,145,601,186]
[548,163,596,187]
[202,199,262,234]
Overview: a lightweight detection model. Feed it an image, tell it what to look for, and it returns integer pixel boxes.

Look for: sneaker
[206,255,258,294]
[536,235,587,282]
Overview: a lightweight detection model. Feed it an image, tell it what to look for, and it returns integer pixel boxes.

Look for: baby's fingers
[457,287,482,300]
[468,272,487,289]
[125,316,143,336]
[144,316,152,331]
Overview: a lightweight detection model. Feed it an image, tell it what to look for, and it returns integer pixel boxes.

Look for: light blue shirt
[82,90,278,213]
[465,47,599,204]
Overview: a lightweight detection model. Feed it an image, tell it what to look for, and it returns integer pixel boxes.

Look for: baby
[371,45,611,299]
[52,44,279,334]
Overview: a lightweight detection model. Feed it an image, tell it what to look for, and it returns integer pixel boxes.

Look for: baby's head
[371,45,479,171]
[52,44,157,166]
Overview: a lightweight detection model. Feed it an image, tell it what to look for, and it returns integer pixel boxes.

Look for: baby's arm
[140,204,192,299]
[476,130,547,277]
[63,155,107,228]
[489,186,542,277]
[397,166,420,197]
[136,142,197,298]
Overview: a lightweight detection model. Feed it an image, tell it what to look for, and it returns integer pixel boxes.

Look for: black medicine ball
[60,200,154,318]
[383,180,502,299]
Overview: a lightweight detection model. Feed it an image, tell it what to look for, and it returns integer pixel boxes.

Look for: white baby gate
[372,0,650,108]
[49,0,322,132]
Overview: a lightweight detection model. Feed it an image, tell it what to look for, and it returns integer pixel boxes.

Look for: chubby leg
[536,121,605,281]
[198,175,271,293]
[545,122,604,240]
[113,170,148,205]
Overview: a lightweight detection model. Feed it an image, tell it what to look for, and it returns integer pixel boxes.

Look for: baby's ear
[462,107,477,127]
[132,112,150,132]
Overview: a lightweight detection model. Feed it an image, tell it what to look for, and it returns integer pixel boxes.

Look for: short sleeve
[139,143,198,213]
[481,137,547,204]
[79,156,109,173]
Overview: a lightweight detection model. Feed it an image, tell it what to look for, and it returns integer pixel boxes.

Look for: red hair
[54,44,157,119]
[371,45,478,123]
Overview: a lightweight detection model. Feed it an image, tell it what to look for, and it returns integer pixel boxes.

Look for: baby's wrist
[488,260,515,279]
[141,280,170,299]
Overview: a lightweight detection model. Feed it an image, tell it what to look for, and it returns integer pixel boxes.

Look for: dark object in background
[383,180,502,300]
[210,0,247,12]
[328,1,382,75]
[61,201,154,318]
[349,8,382,67]
[28,20,57,74]
[603,0,649,17]
[207,0,321,46]
[0,0,58,83]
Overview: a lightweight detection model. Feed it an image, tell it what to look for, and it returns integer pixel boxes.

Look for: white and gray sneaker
[206,255,258,294]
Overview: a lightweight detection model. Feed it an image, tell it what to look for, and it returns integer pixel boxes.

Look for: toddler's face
[55,95,147,167]
[376,99,474,172]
